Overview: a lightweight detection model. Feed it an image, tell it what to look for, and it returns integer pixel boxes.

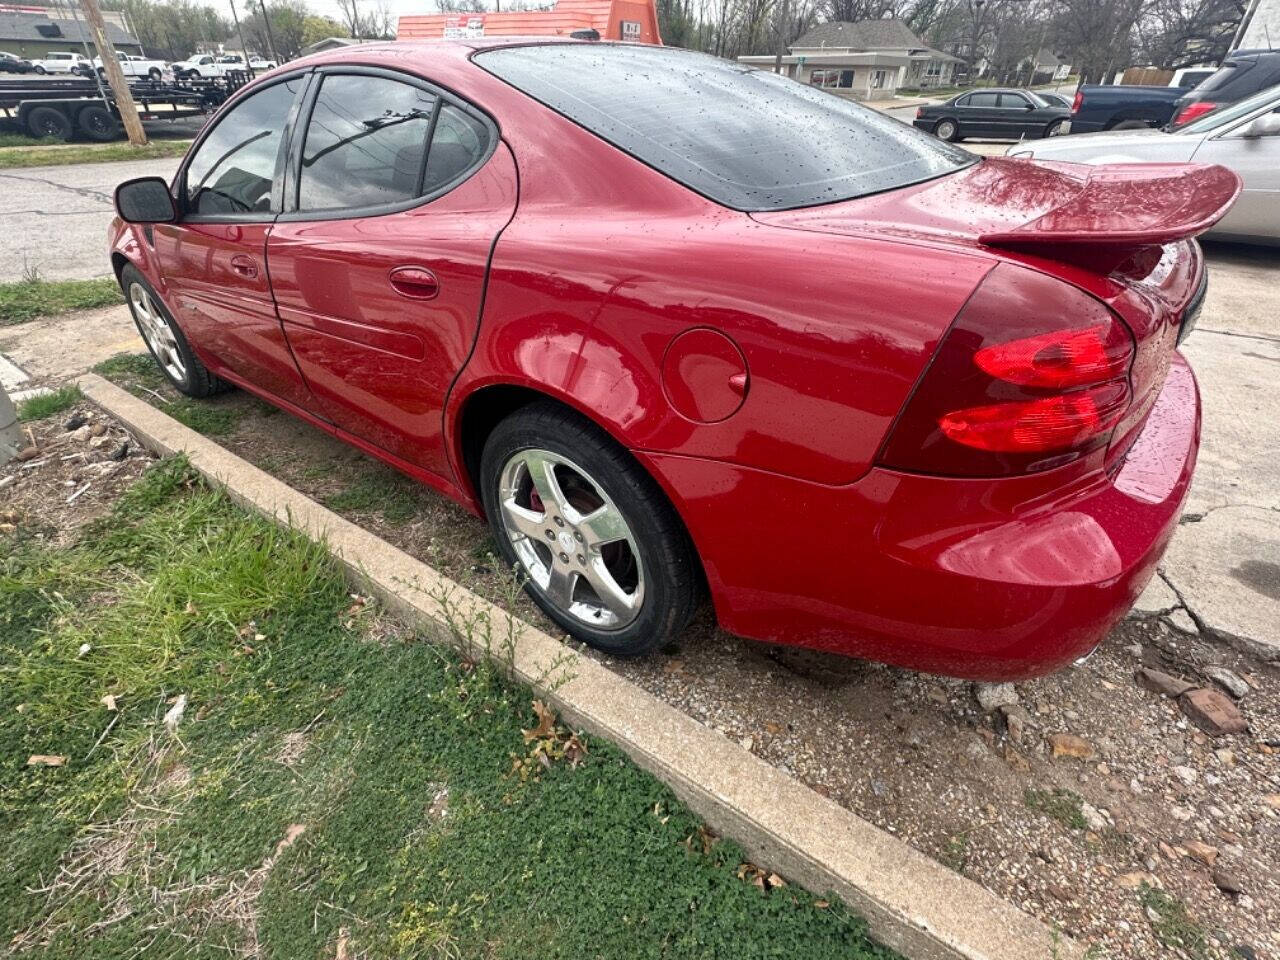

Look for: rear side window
[297,74,493,212]
[477,43,972,212]
[967,92,1000,107]
[299,74,437,211]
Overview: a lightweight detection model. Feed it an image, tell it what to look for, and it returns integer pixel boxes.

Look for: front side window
[478,44,971,211]
[185,78,300,217]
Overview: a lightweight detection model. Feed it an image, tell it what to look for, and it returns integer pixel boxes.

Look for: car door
[1191,104,1280,240]
[959,91,1001,137]
[994,92,1037,138]
[151,73,318,411]
[267,67,518,480]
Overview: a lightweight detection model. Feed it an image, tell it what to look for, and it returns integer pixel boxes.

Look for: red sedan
[109,39,1238,680]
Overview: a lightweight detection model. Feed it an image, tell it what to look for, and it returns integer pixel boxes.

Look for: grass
[1023,787,1087,830]
[1139,885,1208,959]
[17,385,82,422]
[0,276,123,325]
[0,138,191,169]
[92,352,242,436]
[325,471,422,526]
[0,458,894,959]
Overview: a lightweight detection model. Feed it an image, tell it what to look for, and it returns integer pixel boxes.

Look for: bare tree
[1135,0,1243,68]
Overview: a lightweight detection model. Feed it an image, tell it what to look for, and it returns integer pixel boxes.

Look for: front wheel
[120,265,228,397]
[480,402,702,657]
[148,67,162,80]
[34,65,46,74]
[934,118,959,141]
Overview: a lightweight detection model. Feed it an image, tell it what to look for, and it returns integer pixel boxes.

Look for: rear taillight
[916,107,923,119]
[878,264,1135,477]
[1071,90,1083,114]
[1173,101,1217,126]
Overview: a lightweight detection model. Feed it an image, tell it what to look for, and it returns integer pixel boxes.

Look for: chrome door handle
[389,265,440,300]
[230,254,258,279]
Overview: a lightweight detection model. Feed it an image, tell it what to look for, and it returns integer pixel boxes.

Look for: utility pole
[259,0,280,64]
[228,0,252,72]
[79,0,147,144]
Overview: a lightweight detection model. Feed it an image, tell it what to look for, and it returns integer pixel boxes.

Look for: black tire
[26,105,72,141]
[148,67,162,80]
[120,264,230,398]
[77,103,120,142]
[1111,119,1149,130]
[479,402,702,657]
[34,65,46,74]
[934,118,959,141]
[1044,119,1068,138]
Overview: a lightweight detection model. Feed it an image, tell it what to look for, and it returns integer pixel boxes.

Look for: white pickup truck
[93,52,169,81]
[171,53,274,80]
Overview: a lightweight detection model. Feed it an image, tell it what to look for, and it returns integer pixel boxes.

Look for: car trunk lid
[752,157,1236,471]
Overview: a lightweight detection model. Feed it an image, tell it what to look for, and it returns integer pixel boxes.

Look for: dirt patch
[2,402,158,545]
[95,369,1280,960]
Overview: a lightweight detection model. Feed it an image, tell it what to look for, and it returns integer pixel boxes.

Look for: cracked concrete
[1154,242,1280,662]
[0,157,181,282]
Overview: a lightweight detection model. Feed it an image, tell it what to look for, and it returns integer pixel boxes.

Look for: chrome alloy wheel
[129,282,186,384]
[497,448,644,630]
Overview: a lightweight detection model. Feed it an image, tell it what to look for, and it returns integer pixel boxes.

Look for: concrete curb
[80,373,1082,960]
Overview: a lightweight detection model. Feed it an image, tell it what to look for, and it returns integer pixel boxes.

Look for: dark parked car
[913,88,1070,141]
[1067,84,1188,133]
[1171,50,1280,126]
[0,51,35,74]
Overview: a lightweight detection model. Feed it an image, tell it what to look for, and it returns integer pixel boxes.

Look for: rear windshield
[1194,60,1250,95]
[476,43,974,211]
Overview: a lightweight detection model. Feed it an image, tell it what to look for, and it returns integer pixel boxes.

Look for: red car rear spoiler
[980,163,1242,271]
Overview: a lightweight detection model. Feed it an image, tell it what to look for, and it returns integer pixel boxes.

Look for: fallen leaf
[768,873,787,888]
[28,755,66,767]
[336,927,351,960]
[184,601,198,615]
[814,899,830,909]
[100,694,118,712]
[564,732,588,766]
[521,699,557,742]
[163,694,188,733]
[764,722,783,735]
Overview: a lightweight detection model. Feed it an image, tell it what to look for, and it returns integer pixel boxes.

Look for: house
[1022,48,1071,85]
[398,0,661,45]
[0,5,142,60]
[737,18,962,101]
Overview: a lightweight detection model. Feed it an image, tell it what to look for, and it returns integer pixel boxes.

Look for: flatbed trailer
[0,73,249,142]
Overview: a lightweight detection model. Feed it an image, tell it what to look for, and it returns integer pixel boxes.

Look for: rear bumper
[641,354,1200,681]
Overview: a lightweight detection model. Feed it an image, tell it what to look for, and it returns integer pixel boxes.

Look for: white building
[738,19,963,101]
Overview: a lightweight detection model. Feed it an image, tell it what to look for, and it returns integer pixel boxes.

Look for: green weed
[0,277,122,325]
[17,385,82,422]
[1023,787,1087,830]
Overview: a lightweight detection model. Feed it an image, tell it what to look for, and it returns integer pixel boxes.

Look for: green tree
[302,14,348,46]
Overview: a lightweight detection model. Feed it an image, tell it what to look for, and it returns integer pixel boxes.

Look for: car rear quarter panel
[449,68,995,487]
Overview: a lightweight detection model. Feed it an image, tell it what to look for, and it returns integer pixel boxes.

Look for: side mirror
[115,176,177,223]
[1239,112,1280,138]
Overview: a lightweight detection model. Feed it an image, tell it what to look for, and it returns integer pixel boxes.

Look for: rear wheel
[480,402,701,657]
[1044,118,1068,137]
[77,103,120,142]
[26,106,72,141]
[934,118,959,141]
[121,265,228,398]
[34,65,46,74]
[148,67,162,80]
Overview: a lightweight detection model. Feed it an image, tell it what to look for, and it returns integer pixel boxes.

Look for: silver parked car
[1007,84,1280,244]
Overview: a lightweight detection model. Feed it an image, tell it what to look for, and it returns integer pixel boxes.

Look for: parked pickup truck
[171,54,238,80]
[1067,84,1188,133]
[93,52,169,81]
